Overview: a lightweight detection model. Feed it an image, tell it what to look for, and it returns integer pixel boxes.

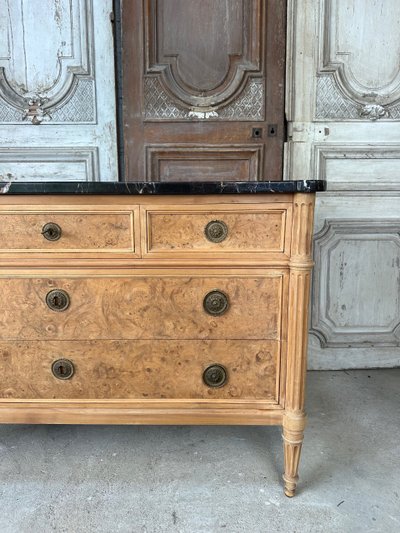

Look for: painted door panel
[0,0,117,182]
[288,0,400,368]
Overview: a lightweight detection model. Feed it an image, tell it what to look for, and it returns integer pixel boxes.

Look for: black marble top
[0,180,325,195]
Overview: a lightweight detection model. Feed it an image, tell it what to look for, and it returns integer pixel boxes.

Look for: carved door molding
[287,0,400,369]
[315,0,400,121]
[144,0,264,114]
[311,219,400,347]
[0,0,95,124]
[120,0,286,181]
[0,0,117,181]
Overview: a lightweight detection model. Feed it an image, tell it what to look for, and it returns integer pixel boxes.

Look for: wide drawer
[0,206,138,256]
[0,273,286,341]
[143,204,292,257]
[0,339,279,401]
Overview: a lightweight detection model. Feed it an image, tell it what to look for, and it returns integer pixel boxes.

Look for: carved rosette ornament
[22,97,51,125]
[359,104,389,121]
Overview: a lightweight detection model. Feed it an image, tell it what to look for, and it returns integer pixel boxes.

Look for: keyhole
[268,124,278,137]
[46,290,70,312]
[52,359,74,380]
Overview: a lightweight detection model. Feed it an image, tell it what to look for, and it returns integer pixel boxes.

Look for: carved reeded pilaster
[282,193,315,496]
[290,193,315,267]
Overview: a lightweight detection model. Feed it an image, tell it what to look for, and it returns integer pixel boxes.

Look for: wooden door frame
[115,0,287,182]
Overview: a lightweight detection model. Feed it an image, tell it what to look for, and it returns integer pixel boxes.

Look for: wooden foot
[282,412,306,497]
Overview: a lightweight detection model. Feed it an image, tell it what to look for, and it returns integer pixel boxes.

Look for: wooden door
[119,0,286,182]
[288,0,400,369]
[0,0,118,182]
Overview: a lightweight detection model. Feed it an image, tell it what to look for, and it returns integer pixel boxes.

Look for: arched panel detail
[0,0,94,123]
[316,0,400,120]
[144,0,264,111]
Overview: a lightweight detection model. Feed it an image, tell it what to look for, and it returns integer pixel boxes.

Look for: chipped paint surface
[0,0,72,95]
[188,110,219,119]
[0,182,11,194]
[0,1,118,181]
[0,173,14,193]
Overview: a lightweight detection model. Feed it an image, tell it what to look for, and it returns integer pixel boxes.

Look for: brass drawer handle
[203,364,227,388]
[46,289,70,312]
[42,222,62,241]
[52,359,74,380]
[204,220,228,243]
[203,290,229,316]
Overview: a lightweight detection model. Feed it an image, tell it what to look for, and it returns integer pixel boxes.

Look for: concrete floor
[0,369,399,533]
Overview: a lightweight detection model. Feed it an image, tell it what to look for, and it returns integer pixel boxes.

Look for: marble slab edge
[0,180,326,195]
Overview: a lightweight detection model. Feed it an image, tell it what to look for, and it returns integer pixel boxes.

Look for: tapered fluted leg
[282,412,306,497]
[282,194,315,497]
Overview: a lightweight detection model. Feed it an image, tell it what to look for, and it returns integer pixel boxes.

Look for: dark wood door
[119,0,286,182]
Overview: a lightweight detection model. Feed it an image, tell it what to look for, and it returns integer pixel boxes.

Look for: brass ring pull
[203,364,227,388]
[42,222,62,241]
[52,359,74,380]
[204,220,228,243]
[46,289,70,312]
[203,290,229,316]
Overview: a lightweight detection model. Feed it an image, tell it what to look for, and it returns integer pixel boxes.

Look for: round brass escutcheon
[204,220,228,243]
[203,364,227,388]
[46,289,70,312]
[41,222,62,241]
[52,359,74,380]
[203,290,229,316]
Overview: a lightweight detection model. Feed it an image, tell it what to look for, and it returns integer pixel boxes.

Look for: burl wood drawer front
[0,340,279,401]
[0,274,285,341]
[143,204,292,257]
[0,207,138,256]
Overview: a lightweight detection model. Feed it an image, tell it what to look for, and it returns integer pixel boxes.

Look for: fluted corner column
[282,192,315,497]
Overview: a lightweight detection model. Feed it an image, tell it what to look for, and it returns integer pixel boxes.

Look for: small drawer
[143,204,292,257]
[0,273,286,341]
[0,339,280,401]
[0,206,138,257]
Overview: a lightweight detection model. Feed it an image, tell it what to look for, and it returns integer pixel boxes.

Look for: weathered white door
[0,0,117,182]
[288,0,400,369]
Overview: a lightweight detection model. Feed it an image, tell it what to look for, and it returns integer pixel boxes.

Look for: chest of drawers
[0,180,322,496]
